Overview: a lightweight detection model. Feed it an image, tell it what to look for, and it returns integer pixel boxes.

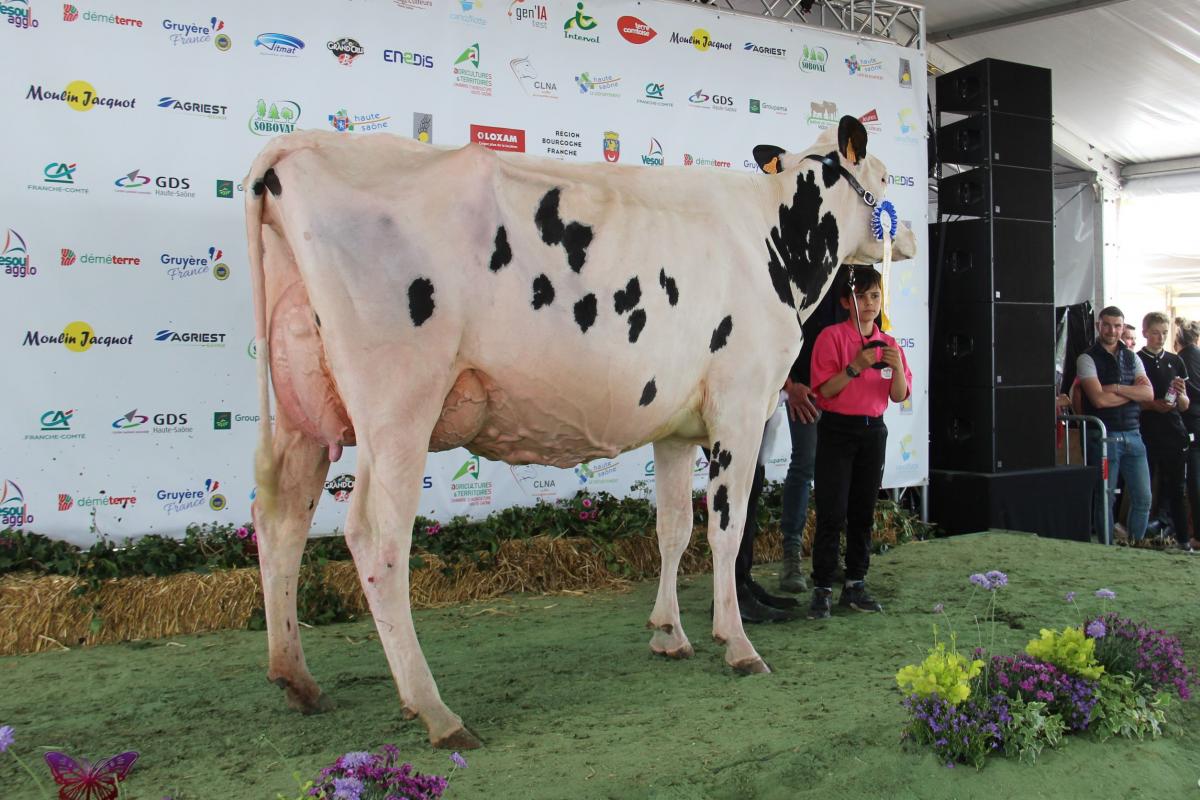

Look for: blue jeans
[1088,429,1151,542]
[781,413,818,554]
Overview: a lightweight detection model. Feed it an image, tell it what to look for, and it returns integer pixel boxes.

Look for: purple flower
[582,498,593,508]
[579,511,589,520]
[984,570,1008,589]
[450,751,467,769]
[1085,619,1106,639]
[1064,591,1076,603]
[933,603,944,614]
[236,526,249,539]
[332,777,364,800]
[0,726,12,753]
[1095,588,1116,600]
[338,751,374,770]
[969,573,987,588]
[425,523,442,536]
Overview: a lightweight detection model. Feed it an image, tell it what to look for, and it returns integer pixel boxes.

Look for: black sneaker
[807,587,832,620]
[839,581,883,613]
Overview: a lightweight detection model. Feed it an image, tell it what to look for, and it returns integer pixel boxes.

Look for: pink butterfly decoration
[44,751,139,800]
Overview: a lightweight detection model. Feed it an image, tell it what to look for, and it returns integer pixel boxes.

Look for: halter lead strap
[804,154,876,208]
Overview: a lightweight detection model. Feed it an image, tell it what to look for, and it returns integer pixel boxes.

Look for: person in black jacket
[1136,312,1192,552]
[1175,316,1200,551]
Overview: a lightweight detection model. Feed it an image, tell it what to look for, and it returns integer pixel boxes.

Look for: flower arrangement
[275,745,463,800]
[897,574,1194,768]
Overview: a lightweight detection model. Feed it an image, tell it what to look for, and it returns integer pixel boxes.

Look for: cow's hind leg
[706,422,770,675]
[648,438,696,659]
[254,414,333,713]
[345,431,482,750]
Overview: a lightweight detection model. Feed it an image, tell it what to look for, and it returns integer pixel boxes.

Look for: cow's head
[753,115,916,312]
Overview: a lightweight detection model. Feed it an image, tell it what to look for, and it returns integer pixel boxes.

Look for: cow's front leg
[345,444,483,750]
[647,438,696,659]
[255,416,334,713]
[706,431,770,674]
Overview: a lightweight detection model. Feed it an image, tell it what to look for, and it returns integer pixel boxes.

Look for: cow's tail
[244,151,281,520]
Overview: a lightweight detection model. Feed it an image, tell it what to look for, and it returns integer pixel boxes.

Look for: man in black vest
[1076,306,1154,543]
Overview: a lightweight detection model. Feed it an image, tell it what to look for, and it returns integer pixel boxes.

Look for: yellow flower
[1025,627,1104,680]
[896,641,984,706]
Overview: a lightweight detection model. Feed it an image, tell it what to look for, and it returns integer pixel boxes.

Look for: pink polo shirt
[811,319,912,417]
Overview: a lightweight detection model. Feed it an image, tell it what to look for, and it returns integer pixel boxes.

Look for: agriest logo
[157,96,228,119]
[154,328,228,347]
[744,41,786,58]
[470,124,524,152]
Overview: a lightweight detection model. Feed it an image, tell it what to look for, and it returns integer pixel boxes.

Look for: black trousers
[811,412,887,588]
[1146,441,1189,545]
[1187,442,1200,544]
[736,463,767,585]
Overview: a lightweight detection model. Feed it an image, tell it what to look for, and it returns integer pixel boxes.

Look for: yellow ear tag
[763,157,781,175]
[844,141,858,164]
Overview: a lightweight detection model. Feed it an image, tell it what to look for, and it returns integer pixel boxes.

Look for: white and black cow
[244,119,916,749]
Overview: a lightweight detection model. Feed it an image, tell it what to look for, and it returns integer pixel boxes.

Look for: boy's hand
[880,345,903,370]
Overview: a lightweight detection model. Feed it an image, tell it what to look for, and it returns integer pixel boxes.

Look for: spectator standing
[1174,317,1200,551]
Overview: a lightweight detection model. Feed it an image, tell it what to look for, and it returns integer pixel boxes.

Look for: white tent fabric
[1054,184,1097,306]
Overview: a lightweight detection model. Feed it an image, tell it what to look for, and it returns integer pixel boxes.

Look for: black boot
[744,577,800,609]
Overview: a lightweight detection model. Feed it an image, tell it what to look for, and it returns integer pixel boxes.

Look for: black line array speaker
[930,466,1096,538]
[938,165,1053,221]
[930,385,1056,473]
[935,58,1052,120]
[934,302,1056,388]
[936,112,1053,170]
[931,219,1053,305]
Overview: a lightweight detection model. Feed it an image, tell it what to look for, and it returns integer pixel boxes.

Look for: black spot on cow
[628,309,647,343]
[535,189,565,245]
[708,442,732,480]
[613,276,641,315]
[532,274,555,309]
[709,315,733,353]
[713,485,730,530]
[408,278,435,327]
[314,311,321,328]
[252,180,264,196]
[489,226,512,272]
[574,293,598,333]
[263,168,282,196]
[819,150,841,189]
[658,268,679,306]
[764,170,840,311]
[562,222,593,272]
[639,378,657,406]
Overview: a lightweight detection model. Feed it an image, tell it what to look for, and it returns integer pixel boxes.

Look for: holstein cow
[245,118,916,749]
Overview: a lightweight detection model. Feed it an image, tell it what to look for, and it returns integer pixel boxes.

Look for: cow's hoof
[651,640,695,660]
[401,705,419,721]
[731,657,771,675]
[274,677,336,715]
[650,627,693,659]
[432,725,484,750]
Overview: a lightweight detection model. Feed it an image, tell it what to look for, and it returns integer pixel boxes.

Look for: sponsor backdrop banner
[1,0,928,544]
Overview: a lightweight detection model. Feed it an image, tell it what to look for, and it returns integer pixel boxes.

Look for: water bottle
[1165,385,1179,406]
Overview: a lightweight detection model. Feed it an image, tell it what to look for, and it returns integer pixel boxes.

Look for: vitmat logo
[450,0,487,26]
[384,48,433,68]
[807,99,838,129]
[540,129,580,159]
[26,80,135,112]
[743,41,786,57]
[617,15,654,44]
[470,124,524,152]
[508,0,548,29]
[669,29,731,52]
[845,53,884,79]
[64,6,142,27]
[641,137,663,166]
[637,82,672,108]
[60,248,140,267]
[574,71,620,97]
[160,246,228,280]
[327,36,364,65]
[325,474,355,502]
[799,44,828,72]
[0,479,33,528]
[154,328,228,347]
[30,161,88,195]
[157,96,228,119]
[329,108,392,133]
[255,33,304,56]
[683,153,732,168]
[2,229,33,277]
[451,455,492,505]
[23,321,133,351]
[511,57,557,98]
[453,44,493,96]
[413,112,433,143]
[157,478,225,515]
[858,108,883,134]
[162,16,230,50]
[562,1,598,43]
[249,99,301,136]
[602,131,620,163]
[24,409,86,441]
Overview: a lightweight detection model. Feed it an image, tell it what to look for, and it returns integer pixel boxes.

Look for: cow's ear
[752,144,786,174]
[837,115,868,164]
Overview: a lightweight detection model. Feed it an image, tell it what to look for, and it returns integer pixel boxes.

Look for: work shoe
[807,587,833,620]
[839,580,883,613]
[744,578,799,609]
[778,552,809,593]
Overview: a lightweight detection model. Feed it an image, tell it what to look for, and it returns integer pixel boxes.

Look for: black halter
[804,154,876,208]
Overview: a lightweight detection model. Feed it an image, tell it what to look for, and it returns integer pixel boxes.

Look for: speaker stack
[929,59,1092,538]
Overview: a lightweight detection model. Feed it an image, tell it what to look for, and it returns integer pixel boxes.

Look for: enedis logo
[154,328,227,347]
[26,80,135,111]
[161,246,229,281]
[384,48,433,68]
[563,1,598,43]
[2,228,33,278]
[157,96,228,119]
[158,478,225,514]
[0,479,33,528]
[63,5,143,27]
[450,455,492,505]
[163,16,231,51]
[22,321,134,351]
[669,28,731,52]
[249,99,301,136]
[61,248,140,267]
